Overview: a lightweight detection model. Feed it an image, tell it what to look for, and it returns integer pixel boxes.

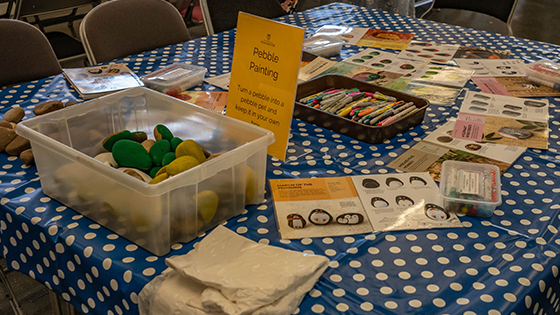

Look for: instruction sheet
[270,173,462,239]
[388,119,526,181]
[452,91,549,149]
[351,173,462,231]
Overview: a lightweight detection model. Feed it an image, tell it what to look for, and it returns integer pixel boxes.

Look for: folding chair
[14,0,99,64]
[0,19,62,88]
[199,0,287,35]
[0,0,17,18]
[80,0,191,65]
[420,0,520,35]
[0,258,24,315]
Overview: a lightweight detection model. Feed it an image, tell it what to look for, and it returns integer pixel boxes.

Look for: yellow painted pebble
[167,155,200,176]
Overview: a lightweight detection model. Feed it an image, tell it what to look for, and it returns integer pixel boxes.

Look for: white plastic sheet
[139,226,329,315]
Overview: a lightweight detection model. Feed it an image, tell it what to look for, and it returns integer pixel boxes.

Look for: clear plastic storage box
[438,160,502,217]
[525,60,560,90]
[140,63,207,95]
[302,35,344,57]
[17,87,274,256]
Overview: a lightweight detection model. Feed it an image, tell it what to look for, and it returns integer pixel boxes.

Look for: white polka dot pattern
[0,3,560,315]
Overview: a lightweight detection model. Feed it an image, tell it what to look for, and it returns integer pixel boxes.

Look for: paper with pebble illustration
[269,177,373,239]
[270,173,462,239]
[452,91,549,149]
[398,41,460,64]
[351,173,462,231]
[455,59,525,77]
[343,48,426,74]
[387,119,526,182]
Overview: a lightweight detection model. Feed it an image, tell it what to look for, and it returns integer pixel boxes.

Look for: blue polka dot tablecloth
[2,3,560,315]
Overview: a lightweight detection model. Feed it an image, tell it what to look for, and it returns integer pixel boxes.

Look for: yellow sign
[226,12,304,161]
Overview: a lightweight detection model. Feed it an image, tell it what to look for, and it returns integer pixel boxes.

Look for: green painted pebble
[103,130,132,152]
[170,137,183,151]
[154,124,173,141]
[112,140,152,171]
[162,152,176,166]
[149,166,162,178]
[149,139,171,166]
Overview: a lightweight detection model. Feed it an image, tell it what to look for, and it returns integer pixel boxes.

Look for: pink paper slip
[452,113,486,141]
[471,77,511,96]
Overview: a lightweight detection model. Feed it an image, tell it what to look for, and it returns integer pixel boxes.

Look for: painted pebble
[308,209,333,225]
[103,130,132,152]
[175,139,206,163]
[287,214,306,228]
[154,124,173,141]
[118,167,152,183]
[94,152,118,167]
[336,213,364,225]
[112,139,152,171]
[166,155,200,176]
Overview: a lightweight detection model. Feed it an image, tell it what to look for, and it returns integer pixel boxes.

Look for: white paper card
[460,91,549,122]
[351,173,463,231]
[455,59,526,77]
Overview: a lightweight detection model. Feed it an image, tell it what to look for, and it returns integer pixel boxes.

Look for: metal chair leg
[49,290,64,315]
[64,299,77,315]
[48,289,79,315]
[0,261,24,315]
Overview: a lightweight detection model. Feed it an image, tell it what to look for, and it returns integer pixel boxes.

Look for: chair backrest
[0,19,62,88]
[79,0,191,65]
[199,0,287,35]
[15,0,97,18]
[429,0,519,25]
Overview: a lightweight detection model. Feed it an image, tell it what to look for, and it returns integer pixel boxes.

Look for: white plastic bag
[139,226,329,315]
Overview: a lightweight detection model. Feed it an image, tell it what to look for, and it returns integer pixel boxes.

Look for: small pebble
[141,139,156,152]
[149,167,162,178]
[170,137,182,151]
[20,149,34,166]
[131,131,148,143]
[0,121,13,129]
[94,152,118,167]
[155,166,167,177]
[154,124,173,141]
[118,167,152,183]
[112,140,152,171]
[207,153,223,161]
[64,100,78,107]
[149,139,171,166]
[149,173,168,184]
[2,107,25,123]
[162,152,175,166]
[33,100,63,116]
[5,135,31,156]
[0,127,17,152]
[102,130,132,152]
[175,139,206,163]
[166,155,199,176]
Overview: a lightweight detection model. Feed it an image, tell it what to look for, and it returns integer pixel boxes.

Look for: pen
[392,102,415,114]
[330,92,366,113]
[378,107,417,126]
[337,97,372,116]
[300,88,337,103]
[319,93,346,110]
[380,107,417,125]
[377,107,417,126]
[369,109,394,125]
[372,91,397,102]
